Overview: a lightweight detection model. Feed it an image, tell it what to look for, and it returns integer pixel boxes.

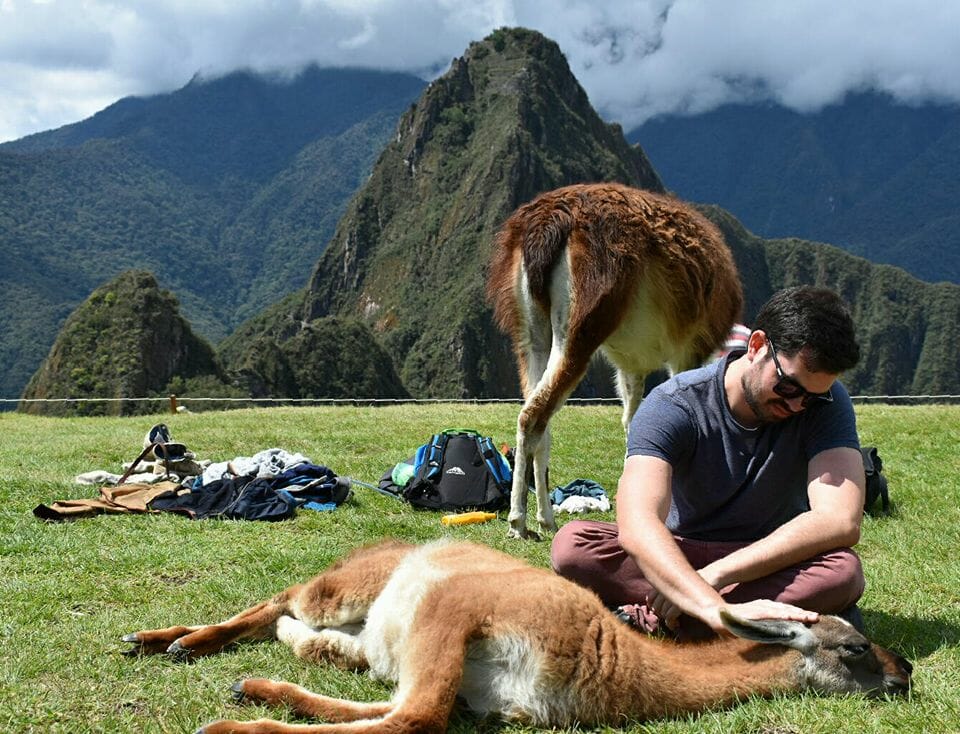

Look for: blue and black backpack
[378,429,512,511]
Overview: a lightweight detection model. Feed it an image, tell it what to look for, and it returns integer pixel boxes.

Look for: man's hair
[753,286,860,373]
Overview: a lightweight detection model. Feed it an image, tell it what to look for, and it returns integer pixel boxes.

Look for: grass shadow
[862,608,960,659]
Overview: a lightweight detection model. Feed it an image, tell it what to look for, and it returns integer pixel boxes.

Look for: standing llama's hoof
[538,519,558,536]
[507,525,542,541]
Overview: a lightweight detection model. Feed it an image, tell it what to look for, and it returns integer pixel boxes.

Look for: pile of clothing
[550,478,610,514]
[34,426,352,522]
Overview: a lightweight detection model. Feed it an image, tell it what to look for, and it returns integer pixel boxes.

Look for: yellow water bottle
[441,511,497,526]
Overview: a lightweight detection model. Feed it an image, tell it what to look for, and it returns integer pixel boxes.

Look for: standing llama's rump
[486,183,743,539]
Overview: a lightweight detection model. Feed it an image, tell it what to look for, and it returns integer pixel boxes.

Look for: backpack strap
[116,443,161,486]
[422,432,449,483]
[861,446,891,514]
[476,435,511,494]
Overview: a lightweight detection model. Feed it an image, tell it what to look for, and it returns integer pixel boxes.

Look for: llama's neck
[591,620,801,721]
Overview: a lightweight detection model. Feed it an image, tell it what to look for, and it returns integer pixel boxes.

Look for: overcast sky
[2,0,959,144]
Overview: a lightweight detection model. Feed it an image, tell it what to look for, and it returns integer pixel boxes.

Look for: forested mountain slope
[0,66,425,401]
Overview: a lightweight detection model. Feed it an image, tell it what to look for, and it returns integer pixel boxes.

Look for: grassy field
[1,403,958,733]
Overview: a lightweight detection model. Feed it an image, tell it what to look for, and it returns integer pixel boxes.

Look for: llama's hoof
[230,680,246,703]
[507,526,541,541]
[167,639,193,662]
[121,632,143,656]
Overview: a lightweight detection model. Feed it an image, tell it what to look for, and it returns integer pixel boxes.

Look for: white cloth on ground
[552,494,611,514]
[201,448,311,486]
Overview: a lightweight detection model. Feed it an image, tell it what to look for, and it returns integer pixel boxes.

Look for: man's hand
[645,588,682,630]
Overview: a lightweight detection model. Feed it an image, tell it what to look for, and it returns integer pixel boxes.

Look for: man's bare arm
[616,454,820,632]
[696,446,865,591]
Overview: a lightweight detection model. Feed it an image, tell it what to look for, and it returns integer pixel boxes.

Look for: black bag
[861,446,890,515]
[379,429,511,512]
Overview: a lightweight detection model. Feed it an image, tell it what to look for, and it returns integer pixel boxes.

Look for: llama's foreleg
[123,590,302,661]
[275,615,368,670]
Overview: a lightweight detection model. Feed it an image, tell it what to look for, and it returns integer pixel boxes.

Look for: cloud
[557,0,960,126]
[1,0,959,143]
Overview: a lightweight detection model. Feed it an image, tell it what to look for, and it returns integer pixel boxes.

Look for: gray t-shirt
[626,352,860,542]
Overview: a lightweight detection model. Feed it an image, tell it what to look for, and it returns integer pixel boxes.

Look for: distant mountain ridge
[628,93,960,285]
[3,66,422,185]
[10,30,960,412]
[221,28,960,402]
[0,65,425,401]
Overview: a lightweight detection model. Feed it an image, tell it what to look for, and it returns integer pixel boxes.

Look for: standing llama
[486,183,743,539]
[123,539,912,733]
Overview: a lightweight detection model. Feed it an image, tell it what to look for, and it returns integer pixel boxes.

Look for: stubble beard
[741,370,792,424]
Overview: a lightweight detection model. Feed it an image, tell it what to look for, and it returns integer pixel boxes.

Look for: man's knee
[784,547,866,611]
[827,547,866,601]
[550,519,618,580]
[550,520,589,577]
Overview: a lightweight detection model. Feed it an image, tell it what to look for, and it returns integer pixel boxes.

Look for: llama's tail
[486,194,574,336]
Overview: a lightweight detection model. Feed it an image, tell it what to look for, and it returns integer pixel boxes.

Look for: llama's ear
[719,610,816,650]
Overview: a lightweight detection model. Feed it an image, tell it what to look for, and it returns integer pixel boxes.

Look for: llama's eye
[842,643,870,657]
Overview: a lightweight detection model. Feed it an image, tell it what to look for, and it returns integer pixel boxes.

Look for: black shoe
[614,604,643,629]
[836,604,865,633]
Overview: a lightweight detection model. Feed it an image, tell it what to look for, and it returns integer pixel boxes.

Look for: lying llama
[123,539,911,733]
[486,183,743,539]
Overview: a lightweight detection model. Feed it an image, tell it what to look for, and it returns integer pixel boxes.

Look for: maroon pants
[551,519,865,637]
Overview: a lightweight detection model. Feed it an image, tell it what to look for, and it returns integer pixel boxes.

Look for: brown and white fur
[123,539,912,733]
[486,183,743,539]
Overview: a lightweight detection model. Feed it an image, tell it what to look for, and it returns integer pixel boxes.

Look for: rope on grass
[4,394,960,406]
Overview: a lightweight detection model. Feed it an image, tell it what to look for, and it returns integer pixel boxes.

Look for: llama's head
[720,611,912,697]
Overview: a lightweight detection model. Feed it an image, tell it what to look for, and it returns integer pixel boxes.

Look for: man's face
[741,341,838,423]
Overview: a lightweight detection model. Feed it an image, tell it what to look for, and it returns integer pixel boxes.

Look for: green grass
[1,404,958,733]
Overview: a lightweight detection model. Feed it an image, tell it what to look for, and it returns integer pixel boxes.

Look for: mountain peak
[20,270,223,416]
[270,27,664,398]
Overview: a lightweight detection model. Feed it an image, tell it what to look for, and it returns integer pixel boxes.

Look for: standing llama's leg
[508,281,554,540]
[615,369,647,434]
[510,410,555,540]
[512,260,591,539]
[510,324,602,539]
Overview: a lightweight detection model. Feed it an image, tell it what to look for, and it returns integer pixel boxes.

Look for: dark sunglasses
[767,339,833,406]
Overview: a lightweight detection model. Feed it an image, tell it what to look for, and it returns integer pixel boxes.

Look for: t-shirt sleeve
[804,381,860,459]
[626,388,696,466]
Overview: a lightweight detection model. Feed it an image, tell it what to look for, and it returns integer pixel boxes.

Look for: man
[551,286,866,638]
